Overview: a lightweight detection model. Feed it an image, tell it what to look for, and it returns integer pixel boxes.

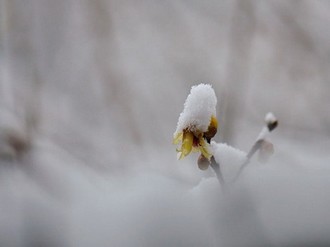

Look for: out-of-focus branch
[232,113,278,183]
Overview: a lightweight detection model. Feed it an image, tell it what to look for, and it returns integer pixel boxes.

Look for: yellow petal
[210,115,218,129]
[198,137,212,160]
[176,152,182,160]
[179,131,194,159]
[173,132,183,145]
[192,146,200,153]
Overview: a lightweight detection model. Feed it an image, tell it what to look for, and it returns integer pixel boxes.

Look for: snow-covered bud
[173,84,218,160]
[265,112,278,132]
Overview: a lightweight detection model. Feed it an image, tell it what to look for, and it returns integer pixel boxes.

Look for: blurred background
[1,0,330,246]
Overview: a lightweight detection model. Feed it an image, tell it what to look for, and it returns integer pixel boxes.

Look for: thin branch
[210,156,225,188]
[232,113,278,183]
[205,136,225,190]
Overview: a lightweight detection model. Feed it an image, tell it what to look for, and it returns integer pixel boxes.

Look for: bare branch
[232,113,278,183]
[210,156,225,188]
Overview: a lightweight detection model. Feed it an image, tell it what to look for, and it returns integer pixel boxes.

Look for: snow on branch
[211,142,247,183]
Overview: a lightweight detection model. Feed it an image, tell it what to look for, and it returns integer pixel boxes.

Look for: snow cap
[265,112,276,125]
[174,84,217,135]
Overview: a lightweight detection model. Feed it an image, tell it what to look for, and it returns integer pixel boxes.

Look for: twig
[210,156,225,188]
[232,113,278,183]
[206,137,225,190]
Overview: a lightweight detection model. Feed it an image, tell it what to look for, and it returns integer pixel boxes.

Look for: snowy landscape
[1,0,330,246]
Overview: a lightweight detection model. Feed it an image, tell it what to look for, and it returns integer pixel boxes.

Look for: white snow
[265,112,277,124]
[174,84,217,135]
[211,142,247,182]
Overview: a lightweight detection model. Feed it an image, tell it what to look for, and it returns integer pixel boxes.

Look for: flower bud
[197,154,210,170]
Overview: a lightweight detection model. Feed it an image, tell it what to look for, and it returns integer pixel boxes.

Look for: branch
[232,113,278,183]
[198,145,225,191]
[210,156,225,188]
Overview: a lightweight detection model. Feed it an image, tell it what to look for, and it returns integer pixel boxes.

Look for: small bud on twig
[265,112,278,132]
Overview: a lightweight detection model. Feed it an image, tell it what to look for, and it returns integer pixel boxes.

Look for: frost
[174,84,217,136]
[211,142,247,181]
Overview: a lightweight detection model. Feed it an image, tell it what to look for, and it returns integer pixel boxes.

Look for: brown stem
[209,156,226,193]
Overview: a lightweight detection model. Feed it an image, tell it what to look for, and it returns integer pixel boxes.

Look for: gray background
[1,1,330,246]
